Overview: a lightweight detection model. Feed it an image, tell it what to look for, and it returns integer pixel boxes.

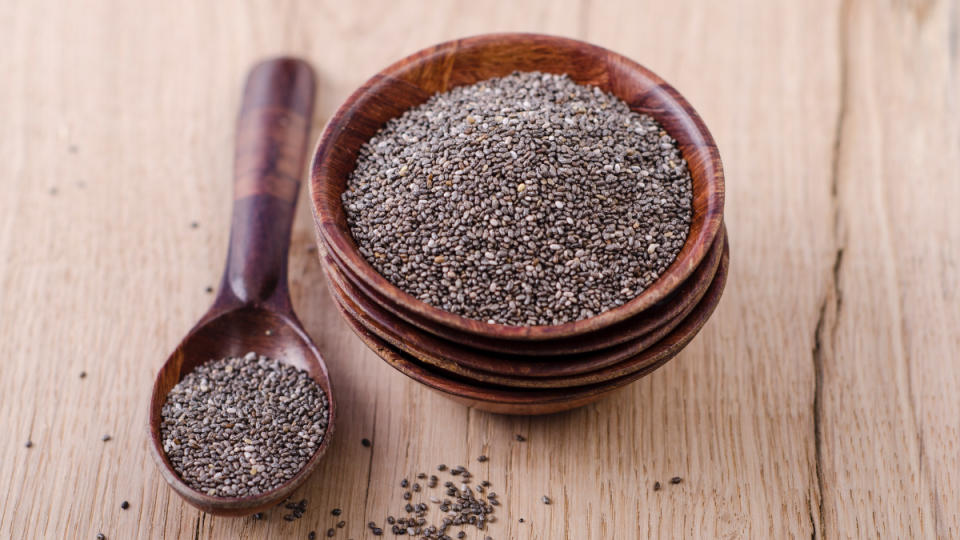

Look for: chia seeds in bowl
[342,71,693,326]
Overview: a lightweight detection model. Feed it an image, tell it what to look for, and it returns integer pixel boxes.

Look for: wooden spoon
[147,58,334,516]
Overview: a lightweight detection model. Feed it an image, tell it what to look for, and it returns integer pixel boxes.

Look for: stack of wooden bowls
[310,34,727,414]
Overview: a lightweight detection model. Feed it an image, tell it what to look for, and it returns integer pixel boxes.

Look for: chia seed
[343,71,693,326]
[159,352,329,497]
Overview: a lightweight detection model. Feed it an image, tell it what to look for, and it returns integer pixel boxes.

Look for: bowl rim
[311,32,724,341]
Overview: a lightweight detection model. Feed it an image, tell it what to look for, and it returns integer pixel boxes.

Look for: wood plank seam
[811,0,851,538]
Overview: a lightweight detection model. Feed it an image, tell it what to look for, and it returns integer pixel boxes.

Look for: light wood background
[1,0,958,538]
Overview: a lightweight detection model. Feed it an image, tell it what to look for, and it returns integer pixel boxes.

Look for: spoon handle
[221,57,315,309]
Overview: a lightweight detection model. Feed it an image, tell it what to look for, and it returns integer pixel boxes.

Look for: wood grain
[0,0,957,538]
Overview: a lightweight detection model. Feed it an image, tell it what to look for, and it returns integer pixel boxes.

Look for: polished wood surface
[3,1,959,538]
[147,58,335,516]
[312,33,725,342]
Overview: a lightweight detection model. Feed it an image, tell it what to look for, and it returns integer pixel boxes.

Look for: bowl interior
[312,33,724,341]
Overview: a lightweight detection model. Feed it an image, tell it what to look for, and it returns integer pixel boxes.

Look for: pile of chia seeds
[160,352,329,497]
[343,71,693,326]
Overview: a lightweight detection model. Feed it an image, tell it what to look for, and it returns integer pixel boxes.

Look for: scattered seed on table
[325,529,334,538]
[120,501,129,510]
[343,71,693,326]
[308,532,316,540]
[653,481,662,491]
[205,286,213,294]
[400,478,409,488]
[416,472,427,479]
[25,440,32,448]
[457,533,465,539]
[515,434,526,442]
[437,464,447,471]
[190,221,198,229]
[96,534,105,540]
[519,518,525,523]
[412,483,420,492]
[541,495,551,504]
[402,491,411,500]
[331,508,342,516]
[372,529,382,536]
[477,455,488,462]
[253,513,263,520]
[361,438,371,448]
[283,515,295,522]
[670,476,683,484]
[159,353,329,497]
[337,520,345,528]
[79,371,87,379]
[101,435,111,442]
[386,516,394,524]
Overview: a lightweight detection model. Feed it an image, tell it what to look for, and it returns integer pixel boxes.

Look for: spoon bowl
[147,58,333,516]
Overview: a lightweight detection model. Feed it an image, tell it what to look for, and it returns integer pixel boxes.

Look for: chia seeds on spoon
[159,352,329,497]
[343,71,693,326]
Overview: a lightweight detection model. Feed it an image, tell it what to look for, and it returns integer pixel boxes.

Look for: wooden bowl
[317,224,725,380]
[311,33,725,345]
[327,236,728,389]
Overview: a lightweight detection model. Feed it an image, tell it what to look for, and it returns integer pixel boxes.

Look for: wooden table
[2,1,958,538]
